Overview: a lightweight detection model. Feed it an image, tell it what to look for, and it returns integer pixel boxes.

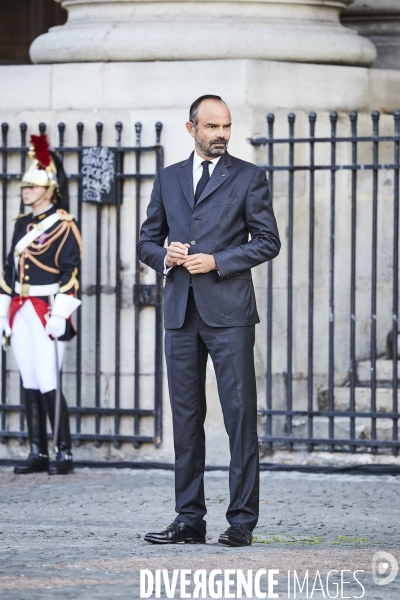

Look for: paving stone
[1,467,400,599]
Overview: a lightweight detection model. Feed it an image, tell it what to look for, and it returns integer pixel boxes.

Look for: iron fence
[251,110,400,455]
[0,120,164,448]
[3,111,400,459]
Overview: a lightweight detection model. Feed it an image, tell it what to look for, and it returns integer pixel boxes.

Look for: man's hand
[166,242,190,268]
[183,254,217,274]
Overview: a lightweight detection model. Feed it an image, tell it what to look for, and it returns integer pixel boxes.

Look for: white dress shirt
[164,151,222,273]
[192,152,221,193]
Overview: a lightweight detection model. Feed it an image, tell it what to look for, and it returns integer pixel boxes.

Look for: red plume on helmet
[22,133,70,212]
[29,134,52,168]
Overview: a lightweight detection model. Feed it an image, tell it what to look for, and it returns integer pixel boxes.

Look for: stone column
[342,0,400,69]
[30,0,376,66]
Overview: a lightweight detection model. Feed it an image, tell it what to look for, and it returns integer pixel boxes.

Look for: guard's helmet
[20,134,69,211]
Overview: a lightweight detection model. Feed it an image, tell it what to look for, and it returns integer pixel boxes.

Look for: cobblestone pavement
[1,467,399,599]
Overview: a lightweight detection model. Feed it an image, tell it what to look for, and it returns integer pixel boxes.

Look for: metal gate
[0,120,164,449]
[251,110,400,455]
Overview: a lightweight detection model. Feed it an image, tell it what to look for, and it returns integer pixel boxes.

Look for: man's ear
[186,121,196,139]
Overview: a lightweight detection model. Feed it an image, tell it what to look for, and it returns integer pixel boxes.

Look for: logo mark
[372,551,398,586]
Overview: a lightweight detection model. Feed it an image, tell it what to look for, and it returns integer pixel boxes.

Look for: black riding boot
[14,389,49,474]
[41,390,74,475]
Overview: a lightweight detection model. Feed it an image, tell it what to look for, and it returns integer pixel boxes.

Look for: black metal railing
[0,121,164,448]
[251,110,400,454]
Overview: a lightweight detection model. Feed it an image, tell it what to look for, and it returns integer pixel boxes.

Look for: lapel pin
[221,174,225,177]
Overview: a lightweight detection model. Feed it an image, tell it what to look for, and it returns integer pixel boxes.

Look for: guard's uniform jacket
[0,205,82,340]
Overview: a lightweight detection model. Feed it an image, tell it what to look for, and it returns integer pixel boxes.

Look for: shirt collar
[33,203,54,218]
[193,150,222,171]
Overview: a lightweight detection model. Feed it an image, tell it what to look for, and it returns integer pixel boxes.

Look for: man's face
[186,100,232,159]
[22,186,49,205]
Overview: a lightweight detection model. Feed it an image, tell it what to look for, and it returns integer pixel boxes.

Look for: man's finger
[168,252,189,262]
[168,246,189,254]
[182,256,201,265]
[182,260,197,267]
[170,242,189,250]
[168,250,187,258]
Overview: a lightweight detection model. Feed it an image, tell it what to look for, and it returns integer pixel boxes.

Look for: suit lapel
[178,152,195,210]
[196,151,232,206]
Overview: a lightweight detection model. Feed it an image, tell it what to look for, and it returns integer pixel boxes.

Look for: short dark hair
[189,95,226,126]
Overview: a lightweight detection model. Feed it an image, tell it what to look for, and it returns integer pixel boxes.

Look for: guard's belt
[15,282,60,297]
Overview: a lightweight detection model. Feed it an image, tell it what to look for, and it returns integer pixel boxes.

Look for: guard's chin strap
[29,188,56,209]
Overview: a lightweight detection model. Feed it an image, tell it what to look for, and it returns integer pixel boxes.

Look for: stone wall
[1,0,400,463]
[1,57,399,463]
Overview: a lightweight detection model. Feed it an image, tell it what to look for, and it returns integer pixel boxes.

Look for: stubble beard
[195,131,228,158]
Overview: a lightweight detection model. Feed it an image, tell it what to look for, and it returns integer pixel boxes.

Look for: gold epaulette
[57,209,74,222]
[13,213,29,221]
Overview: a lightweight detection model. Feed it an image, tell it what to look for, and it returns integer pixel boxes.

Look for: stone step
[292,416,396,443]
[357,360,400,384]
[318,386,398,413]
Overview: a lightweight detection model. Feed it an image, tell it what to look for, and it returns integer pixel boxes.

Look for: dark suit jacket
[137,151,280,329]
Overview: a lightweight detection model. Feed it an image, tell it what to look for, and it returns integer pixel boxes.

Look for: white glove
[0,316,7,336]
[45,315,66,339]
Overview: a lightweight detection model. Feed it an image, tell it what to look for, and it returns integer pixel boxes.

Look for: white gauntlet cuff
[0,294,11,318]
[52,293,82,319]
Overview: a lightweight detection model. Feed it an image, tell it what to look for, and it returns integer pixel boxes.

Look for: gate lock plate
[133,284,159,306]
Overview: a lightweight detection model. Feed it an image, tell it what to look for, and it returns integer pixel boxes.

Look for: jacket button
[24,275,30,281]
[24,264,29,269]
[191,241,196,246]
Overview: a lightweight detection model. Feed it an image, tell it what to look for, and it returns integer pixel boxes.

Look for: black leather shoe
[48,450,74,475]
[144,521,206,544]
[14,452,49,474]
[218,523,252,547]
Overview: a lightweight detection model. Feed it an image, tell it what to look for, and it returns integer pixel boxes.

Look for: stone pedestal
[30,0,376,66]
[342,0,400,69]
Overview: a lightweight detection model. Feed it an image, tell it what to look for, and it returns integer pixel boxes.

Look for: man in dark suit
[137,95,280,547]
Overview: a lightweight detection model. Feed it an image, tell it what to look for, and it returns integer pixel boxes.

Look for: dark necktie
[195,160,212,204]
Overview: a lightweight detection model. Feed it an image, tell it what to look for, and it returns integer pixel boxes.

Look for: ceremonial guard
[0,135,83,475]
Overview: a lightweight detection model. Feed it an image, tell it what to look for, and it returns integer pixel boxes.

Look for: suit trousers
[164,290,260,535]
